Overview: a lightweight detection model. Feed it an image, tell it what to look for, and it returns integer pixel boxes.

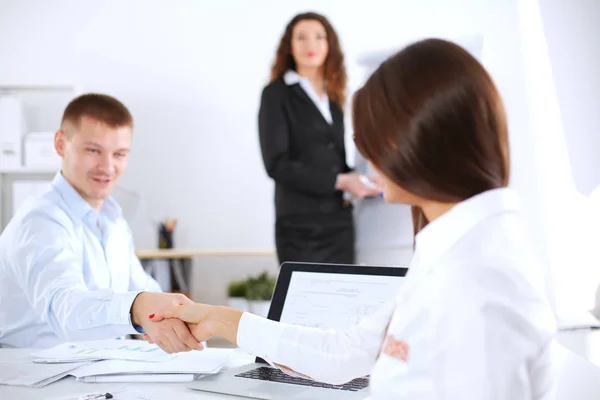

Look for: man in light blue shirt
[0,94,201,352]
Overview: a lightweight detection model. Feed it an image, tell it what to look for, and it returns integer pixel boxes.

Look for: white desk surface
[0,348,255,399]
[3,334,600,399]
[136,249,275,260]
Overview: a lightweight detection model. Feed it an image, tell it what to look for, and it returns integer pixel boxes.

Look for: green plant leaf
[227,280,247,297]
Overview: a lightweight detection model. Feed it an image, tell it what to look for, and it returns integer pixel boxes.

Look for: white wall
[0,0,485,252]
[1,0,598,305]
[535,0,600,321]
[486,0,600,322]
[539,0,600,196]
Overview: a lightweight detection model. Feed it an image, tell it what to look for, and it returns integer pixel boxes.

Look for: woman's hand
[336,173,382,198]
[151,303,209,325]
[145,304,244,347]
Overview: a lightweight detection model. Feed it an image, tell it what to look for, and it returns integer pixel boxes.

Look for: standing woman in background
[258,12,380,265]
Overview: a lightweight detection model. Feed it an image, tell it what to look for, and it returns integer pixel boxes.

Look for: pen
[75,393,113,400]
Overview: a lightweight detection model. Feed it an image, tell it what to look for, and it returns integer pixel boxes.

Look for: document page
[33,339,173,363]
[0,355,89,387]
[279,271,403,330]
[71,348,232,377]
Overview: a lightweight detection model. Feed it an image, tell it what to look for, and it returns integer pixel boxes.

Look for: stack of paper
[0,355,90,388]
[20,339,233,384]
[32,339,174,363]
[71,348,234,383]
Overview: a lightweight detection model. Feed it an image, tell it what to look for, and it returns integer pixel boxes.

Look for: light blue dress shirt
[0,172,161,348]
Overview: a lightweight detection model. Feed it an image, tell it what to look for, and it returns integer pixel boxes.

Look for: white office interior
[1,0,600,397]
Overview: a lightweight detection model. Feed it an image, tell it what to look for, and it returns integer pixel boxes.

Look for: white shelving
[0,167,57,174]
[0,82,82,93]
[0,82,80,231]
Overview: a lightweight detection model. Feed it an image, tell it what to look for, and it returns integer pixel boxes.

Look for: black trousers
[275,211,355,266]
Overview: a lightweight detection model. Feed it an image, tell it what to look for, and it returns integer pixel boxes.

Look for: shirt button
[88,320,92,325]
[327,143,334,149]
[331,166,339,173]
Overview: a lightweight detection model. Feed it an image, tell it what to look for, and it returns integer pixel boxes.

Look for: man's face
[55,116,132,209]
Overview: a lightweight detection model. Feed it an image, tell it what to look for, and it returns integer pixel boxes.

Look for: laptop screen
[279,271,404,330]
[279,271,403,330]
[255,262,408,364]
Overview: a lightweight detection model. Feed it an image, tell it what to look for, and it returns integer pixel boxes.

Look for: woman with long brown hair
[258,12,380,265]
[150,38,556,398]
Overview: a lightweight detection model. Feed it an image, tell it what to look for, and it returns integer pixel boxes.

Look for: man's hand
[131,292,203,354]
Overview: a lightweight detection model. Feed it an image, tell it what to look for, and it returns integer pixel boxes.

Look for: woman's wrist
[208,305,243,346]
[335,173,347,190]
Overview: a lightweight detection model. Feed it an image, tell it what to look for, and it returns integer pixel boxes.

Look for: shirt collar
[283,70,303,86]
[413,188,521,270]
[51,172,122,222]
[101,196,123,222]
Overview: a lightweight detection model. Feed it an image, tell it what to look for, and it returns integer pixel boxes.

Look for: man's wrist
[130,291,147,327]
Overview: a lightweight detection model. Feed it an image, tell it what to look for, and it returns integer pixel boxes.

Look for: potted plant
[226,279,249,312]
[245,271,276,318]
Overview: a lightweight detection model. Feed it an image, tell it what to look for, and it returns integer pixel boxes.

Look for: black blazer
[258,77,352,219]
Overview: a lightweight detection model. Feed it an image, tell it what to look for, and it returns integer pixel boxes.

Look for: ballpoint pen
[75,393,113,400]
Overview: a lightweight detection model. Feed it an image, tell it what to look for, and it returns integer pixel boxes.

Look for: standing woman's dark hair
[258,12,381,266]
[270,12,347,108]
[353,38,510,237]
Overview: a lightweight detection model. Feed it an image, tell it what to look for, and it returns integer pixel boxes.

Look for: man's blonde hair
[61,93,133,137]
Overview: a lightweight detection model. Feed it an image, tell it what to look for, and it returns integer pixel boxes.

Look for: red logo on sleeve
[382,336,409,362]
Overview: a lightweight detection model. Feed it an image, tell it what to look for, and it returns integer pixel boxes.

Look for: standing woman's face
[290,19,329,70]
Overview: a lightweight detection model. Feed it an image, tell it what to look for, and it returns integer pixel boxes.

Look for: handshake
[130,292,243,354]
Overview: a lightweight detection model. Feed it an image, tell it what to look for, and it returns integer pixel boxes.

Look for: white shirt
[283,70,332,124]
[236,188,557,399]
[0,172,162,348]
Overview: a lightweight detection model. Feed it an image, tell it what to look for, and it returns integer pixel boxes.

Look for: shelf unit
[0,82,80,230]
[0,167,58,174]
[0,169,57,231]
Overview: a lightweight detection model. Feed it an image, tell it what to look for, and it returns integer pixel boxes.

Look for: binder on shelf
[24,131,60,168]
[0,94,25,169]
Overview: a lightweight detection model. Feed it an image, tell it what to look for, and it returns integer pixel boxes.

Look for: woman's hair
[270,12,347,108]
[353,38,510,237]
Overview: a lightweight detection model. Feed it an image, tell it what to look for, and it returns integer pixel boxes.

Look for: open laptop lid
[256,261,408,364]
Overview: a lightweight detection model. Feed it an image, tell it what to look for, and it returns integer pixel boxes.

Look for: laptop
[188,261,407,399]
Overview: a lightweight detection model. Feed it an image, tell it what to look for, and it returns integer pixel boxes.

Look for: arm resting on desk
[12,216,141,341]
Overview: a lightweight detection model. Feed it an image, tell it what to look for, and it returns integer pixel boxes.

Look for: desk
[136,249,275,260]
[0,348,255,399]
[3,337,600,399]
[136,249,275,295]
[557,329,600,367]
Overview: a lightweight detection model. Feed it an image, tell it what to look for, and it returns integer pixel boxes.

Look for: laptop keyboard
[235,367,369,392]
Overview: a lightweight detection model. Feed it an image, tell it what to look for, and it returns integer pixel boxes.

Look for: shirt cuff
[107,291,143,333]
[237,312,285,362]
